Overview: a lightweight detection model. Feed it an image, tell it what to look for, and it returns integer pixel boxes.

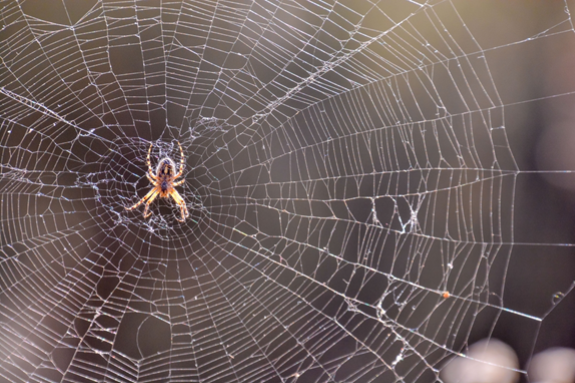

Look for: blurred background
[1,0,575,382]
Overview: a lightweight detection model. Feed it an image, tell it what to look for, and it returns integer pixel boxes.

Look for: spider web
[0,0,574,382]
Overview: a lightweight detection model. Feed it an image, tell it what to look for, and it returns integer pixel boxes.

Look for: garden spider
[125,141,189,222]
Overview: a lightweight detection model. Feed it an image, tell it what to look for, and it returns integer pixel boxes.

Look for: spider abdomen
[157,158,176,195]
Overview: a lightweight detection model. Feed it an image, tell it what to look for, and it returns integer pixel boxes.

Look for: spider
[125,141,189,222]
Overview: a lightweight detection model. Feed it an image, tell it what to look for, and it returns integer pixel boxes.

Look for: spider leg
[147,172,157,185]
[172,178,185,187]
[170,188,189,222]
[143,190,160,218]
[173,141,185,179]
[125,186,158,211]
[147,143,158,180]
[148,169,157,181]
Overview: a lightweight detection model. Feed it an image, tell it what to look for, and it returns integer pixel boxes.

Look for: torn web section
[219,7,515,382]
[223,82,516,382]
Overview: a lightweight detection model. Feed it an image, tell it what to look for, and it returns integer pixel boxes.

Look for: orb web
[0,1,573,382]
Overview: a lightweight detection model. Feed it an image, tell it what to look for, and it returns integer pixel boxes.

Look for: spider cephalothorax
[125,142,189,222]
